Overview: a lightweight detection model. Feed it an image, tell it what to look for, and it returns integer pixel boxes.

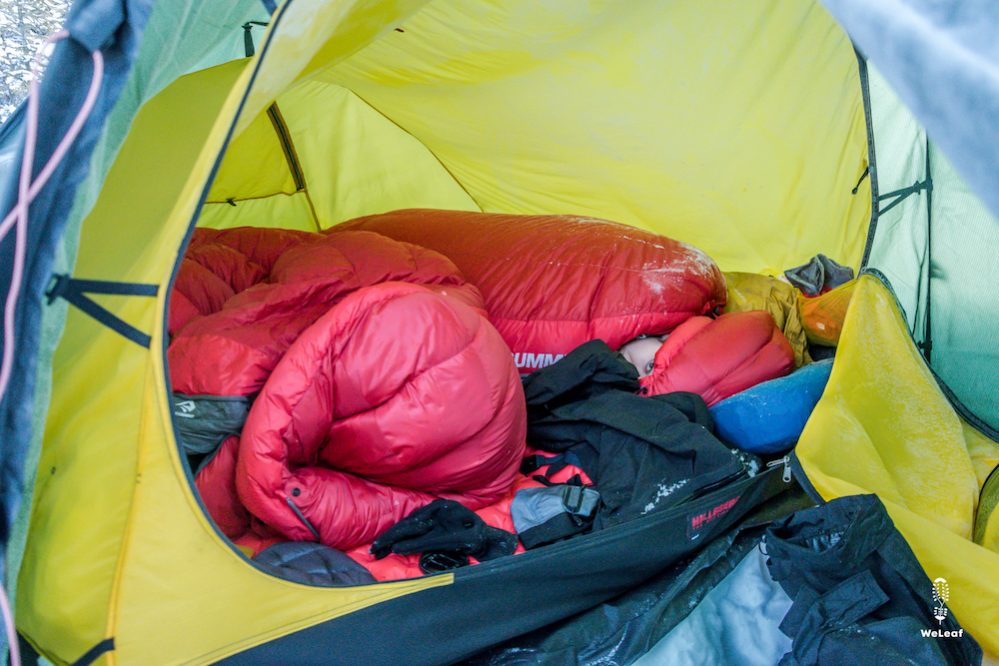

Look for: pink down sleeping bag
[331,209,727,373]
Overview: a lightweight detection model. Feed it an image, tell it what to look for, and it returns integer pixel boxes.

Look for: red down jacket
[332,209,727,372]
[639,311,795,406]
[169,228,525,552]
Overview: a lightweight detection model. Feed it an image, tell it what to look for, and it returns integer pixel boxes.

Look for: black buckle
[45,273,69,304]
[561,485,585,513]
[419,550,469,574]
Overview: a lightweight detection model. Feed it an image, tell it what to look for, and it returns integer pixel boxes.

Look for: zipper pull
[767,455,793,483]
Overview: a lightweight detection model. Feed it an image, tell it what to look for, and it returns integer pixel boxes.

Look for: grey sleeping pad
[511,485,600,549]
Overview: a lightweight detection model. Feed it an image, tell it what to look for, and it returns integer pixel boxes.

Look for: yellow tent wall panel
[201,81,479,232]
[215,0,871,271]
[797,275,999,653]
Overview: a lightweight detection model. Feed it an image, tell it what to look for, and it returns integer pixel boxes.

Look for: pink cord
[0,32,103,399]
[0,30,105,666]
[1,584,18,666]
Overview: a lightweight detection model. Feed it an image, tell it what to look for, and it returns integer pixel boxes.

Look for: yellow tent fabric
[221,0,872,272]
[313,0,870,274]
[975,464,999,552]
[17,48,454,666]
[14,0,998,663]
[796,274,999,654]
[202,80,479,231]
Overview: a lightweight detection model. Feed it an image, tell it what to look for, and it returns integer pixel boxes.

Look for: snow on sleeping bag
[639,311,796,407]
[331,209,727,373]
[169,228,525,552]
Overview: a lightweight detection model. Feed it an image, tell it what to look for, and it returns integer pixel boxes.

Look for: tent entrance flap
[796,274,999,654]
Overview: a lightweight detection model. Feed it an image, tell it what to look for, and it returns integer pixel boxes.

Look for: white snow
[641,479,689,515]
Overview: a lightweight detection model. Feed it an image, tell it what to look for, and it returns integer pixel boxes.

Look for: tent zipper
[766,455,793,484]
[453,466,788,582]
[684,467,750,502]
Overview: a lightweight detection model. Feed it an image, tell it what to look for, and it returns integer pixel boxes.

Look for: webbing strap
[45,274,158,348]
[851,166,869,195]
[71,638,114,666]
[241,21,270,58]
[877,178,933,217]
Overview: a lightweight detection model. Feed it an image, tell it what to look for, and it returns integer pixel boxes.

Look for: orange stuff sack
[800,279,856,346]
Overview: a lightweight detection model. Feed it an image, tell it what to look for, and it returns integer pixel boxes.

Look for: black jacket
[522,340,746,527]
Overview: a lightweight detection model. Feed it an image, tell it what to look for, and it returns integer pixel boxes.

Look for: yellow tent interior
[11,0,999,663]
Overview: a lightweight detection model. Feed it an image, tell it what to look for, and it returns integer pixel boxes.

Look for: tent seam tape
[265,101,322,230]
[301,187,323,230]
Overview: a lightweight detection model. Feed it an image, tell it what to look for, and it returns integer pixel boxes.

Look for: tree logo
[931,577,949,625]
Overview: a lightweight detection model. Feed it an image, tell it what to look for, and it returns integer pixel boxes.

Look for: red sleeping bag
[169,229,526,556]
[170,229,485,396]
[332,209,727,372]
[234,281,525,549]
[640,311,795,406]
[169,215,739,580]
[169,227,314,336]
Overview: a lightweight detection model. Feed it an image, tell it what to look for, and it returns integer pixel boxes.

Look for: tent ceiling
[213,0,871,275]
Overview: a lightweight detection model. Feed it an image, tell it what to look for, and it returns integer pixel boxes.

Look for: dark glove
[371,499,517,561]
